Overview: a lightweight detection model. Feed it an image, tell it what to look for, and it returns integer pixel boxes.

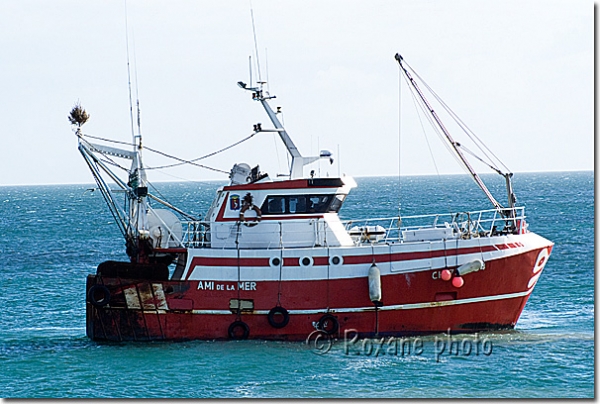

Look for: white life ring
[240,204,262,227]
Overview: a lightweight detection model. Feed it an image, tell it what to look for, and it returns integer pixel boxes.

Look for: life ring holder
[87,284,111,307]
[268,306,290,329]
[239,204,262,227]
[317,313,339,335]
[228,320,250,340]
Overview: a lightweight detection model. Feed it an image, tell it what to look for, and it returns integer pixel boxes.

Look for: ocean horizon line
[0,169,592,188]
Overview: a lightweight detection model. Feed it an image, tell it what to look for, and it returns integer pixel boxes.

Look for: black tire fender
[87,284,111,307]
[228,320,250,340]
[267,306,290,329]
[317,313,339,335]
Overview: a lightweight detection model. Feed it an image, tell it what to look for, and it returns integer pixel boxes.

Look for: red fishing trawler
[74,54,553,341]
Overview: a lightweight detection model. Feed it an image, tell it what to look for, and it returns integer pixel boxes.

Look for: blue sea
[0,171,593,398]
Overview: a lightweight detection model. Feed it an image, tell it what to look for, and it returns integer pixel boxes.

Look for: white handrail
[177,206,526,249]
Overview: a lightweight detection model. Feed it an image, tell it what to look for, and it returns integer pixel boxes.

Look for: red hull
[86,245,551,341]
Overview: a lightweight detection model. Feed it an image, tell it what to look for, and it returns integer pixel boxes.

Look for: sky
[0,0,593,186]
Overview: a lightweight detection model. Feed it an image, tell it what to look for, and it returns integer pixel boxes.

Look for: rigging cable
[397,55,506,213]
[458,144,505,176]
[79,131,258,174]
[144,132,259,170]
[404,60,510,174]
[420,73,507,171]
[401,70,463,171]
[81,152,128,237]
[397,66,402,218]
[143,146,229,174]
[96,154,129,173]
[402,72,443,177]
[423,78,507,173]
[84,139,201,221]
[80,133,134,147]
[400,66,454,216]
[146,180,200,220]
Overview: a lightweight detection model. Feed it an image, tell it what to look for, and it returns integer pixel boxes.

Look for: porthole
[300,256,314,267]
[329,255,343,266]
[270,256,282,267]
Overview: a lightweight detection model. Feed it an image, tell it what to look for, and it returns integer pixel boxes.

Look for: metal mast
[124,2,150,258]
[237,81,330,179]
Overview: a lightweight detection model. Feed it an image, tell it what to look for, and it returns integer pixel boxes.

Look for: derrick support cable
[403,60,511,174]
[401,72,462,171]
[79,147,128,237]
[395,53,505,213]
[142,145,229,174]
[79,131,259,173]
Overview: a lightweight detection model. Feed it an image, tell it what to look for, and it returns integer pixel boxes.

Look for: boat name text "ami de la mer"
[197,281,257,291]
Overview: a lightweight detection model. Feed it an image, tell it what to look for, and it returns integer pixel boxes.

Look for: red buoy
[452,276,465,288]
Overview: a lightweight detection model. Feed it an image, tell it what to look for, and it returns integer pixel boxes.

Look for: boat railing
[179,219,341,249]
[181,221,211,248]
[177,207,526,249]
[341,206,526,244]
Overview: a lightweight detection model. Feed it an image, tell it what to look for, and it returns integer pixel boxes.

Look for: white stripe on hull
[110,288,532,316]
[184,233,546,281]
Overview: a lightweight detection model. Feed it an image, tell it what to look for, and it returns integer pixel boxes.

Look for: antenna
[337,144,340,177]
[124,0,136,147]
[248,55,253,89]
[265,47,270,93]
[317,137,320,177]
[123,0,148,243]
[124,0,143,149]
[250,4,262,83]
[132,27,142,146]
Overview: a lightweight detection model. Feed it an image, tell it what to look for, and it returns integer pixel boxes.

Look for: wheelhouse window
[288,196,307,213]
[266,196,285,214]
[328,194,345,212]
[260,194,346,215]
